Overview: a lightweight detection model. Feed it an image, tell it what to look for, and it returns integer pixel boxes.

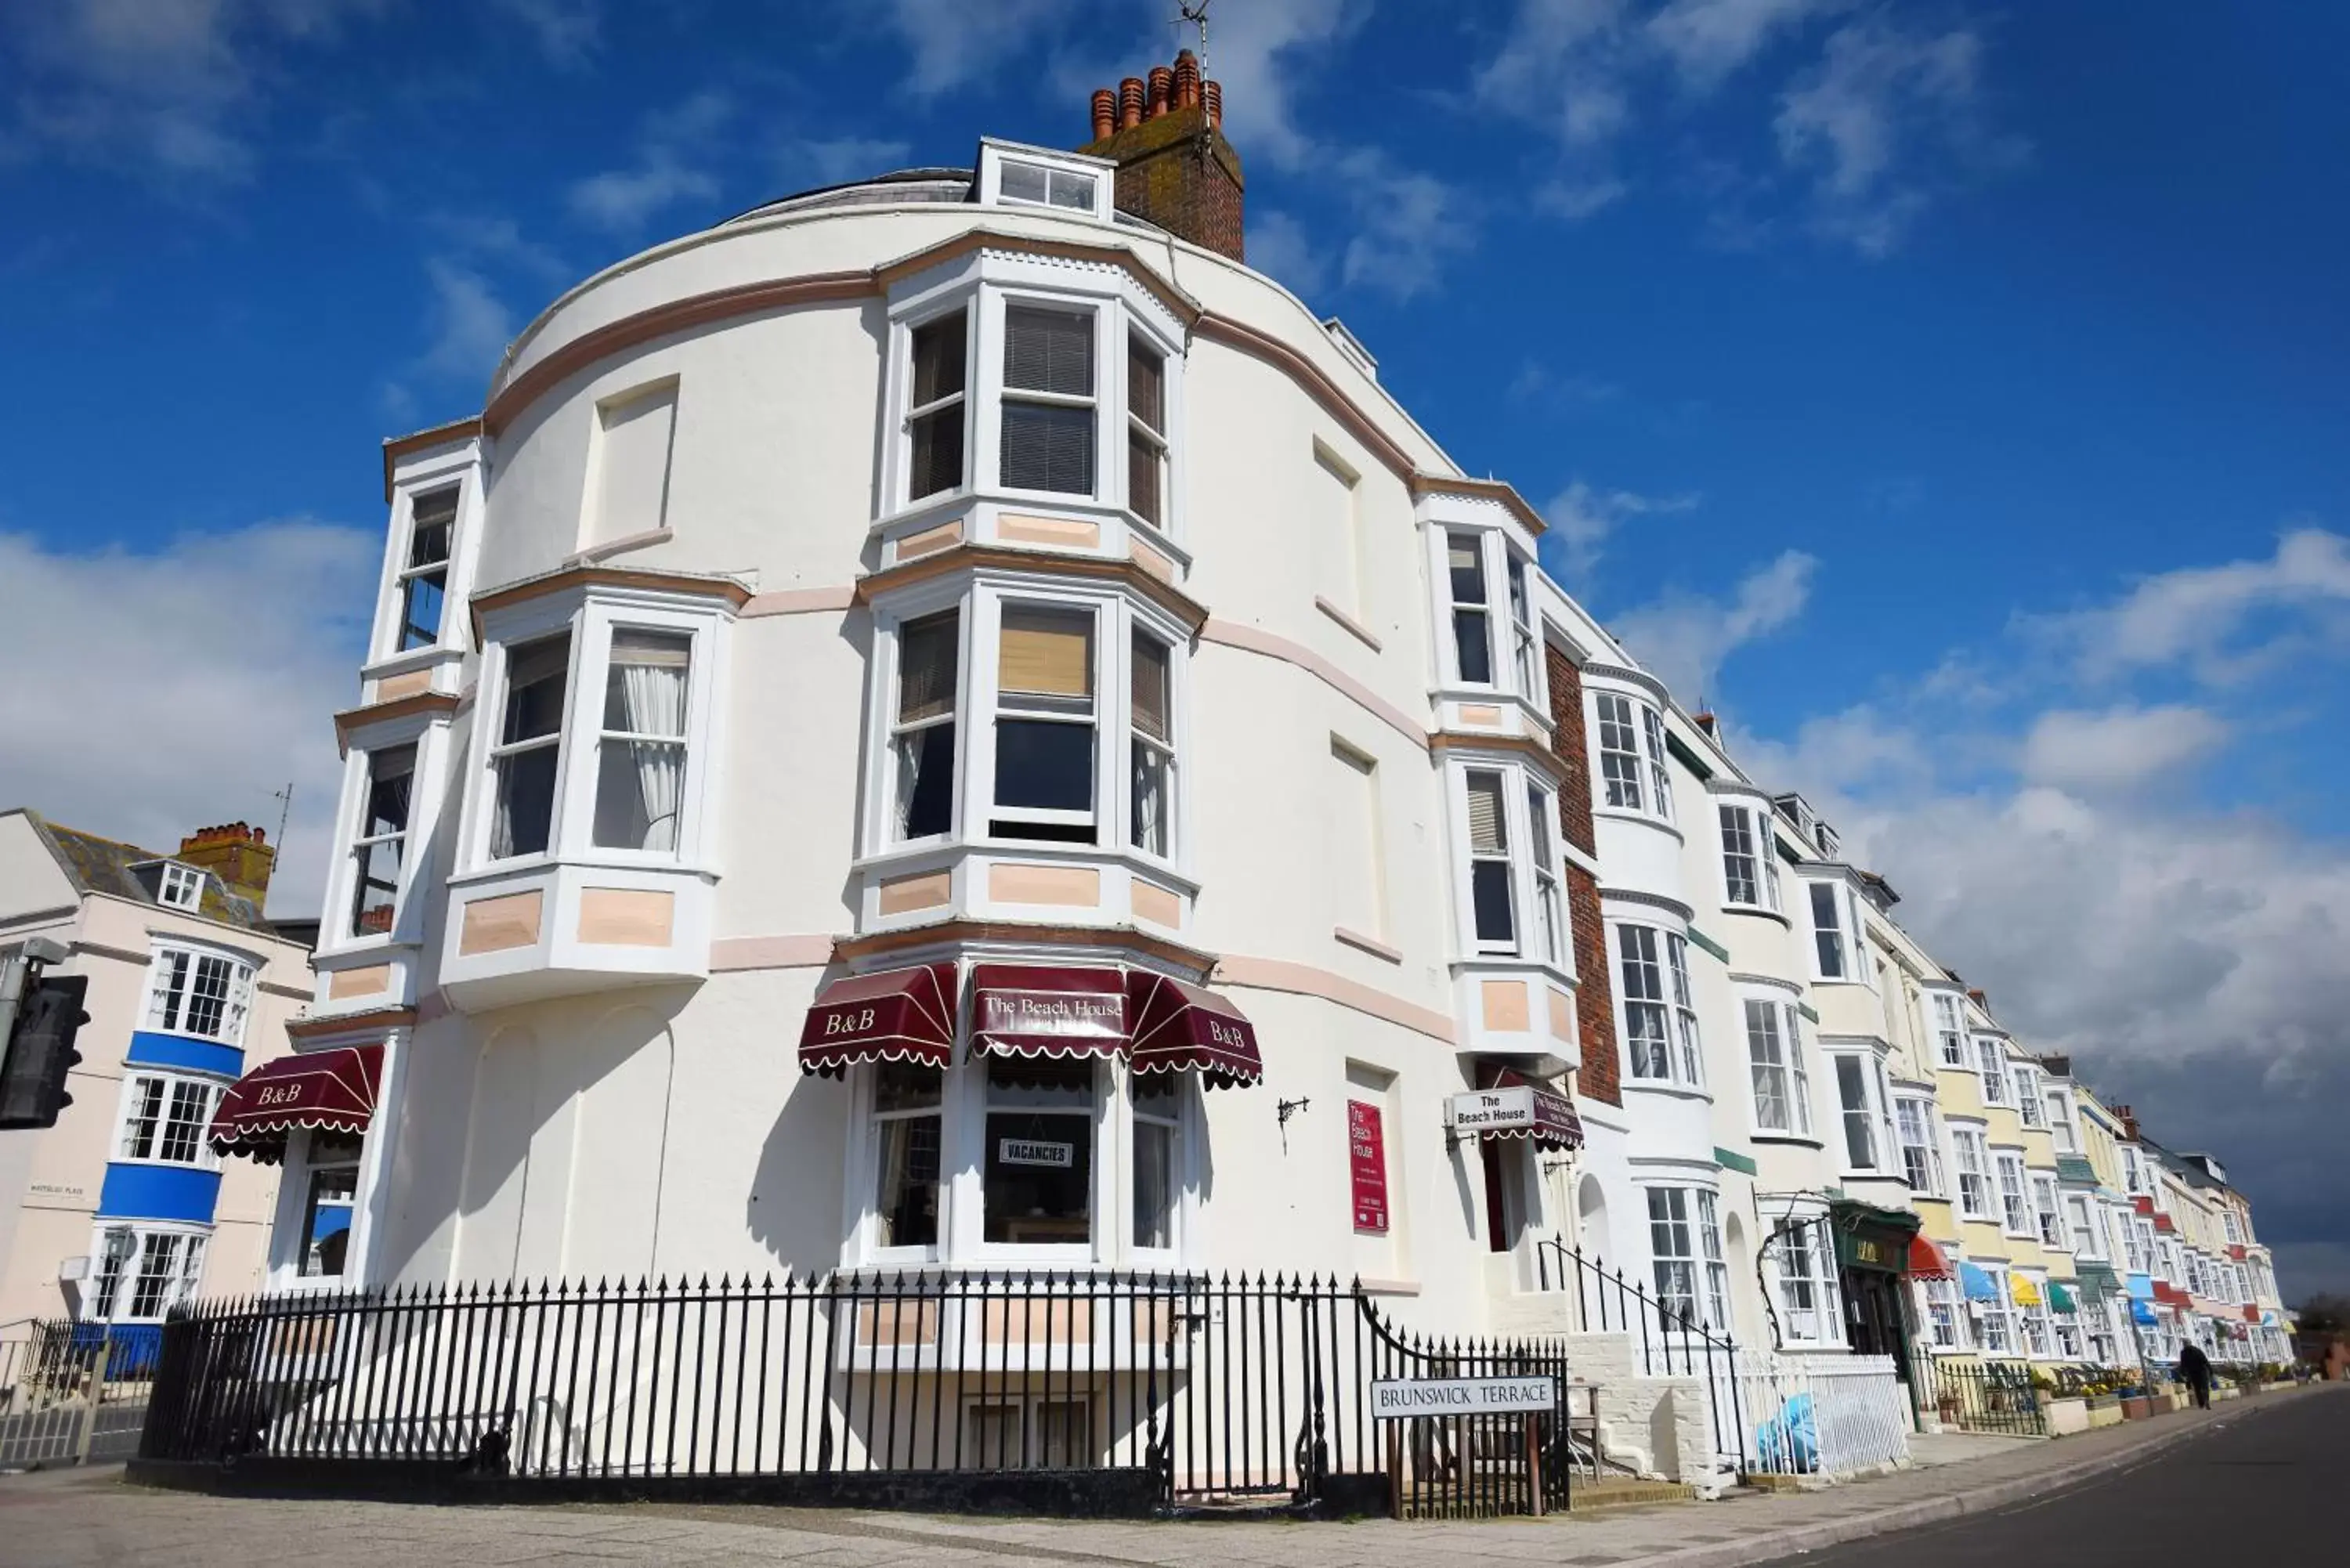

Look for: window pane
[602,631,692,736]
[408,489,457,567]
[361,746,416,838]
[1811,883,1844,977]
[1133,1117,1174,1249]
[1004,306,1094,396]
[1000,402,1096,493]
[299,1162,359,1277]
[501,635,570,745]
[910,406,967,499]
[1452,609,1492,684]
[874,1117,942,1248]
[897,725,957,840]
[910,309,967,407]
[1131,742,1170,857]
[399,569,447,651]
[1471,862,1515,945]
[1000,609,1094,700]
[982,1057,1094,1245]
[1465,773,1507,855]
[492,746,561,858]
[1128,338,1165,432]
[1130,634,1170,743]
[896,612,960,724]
[594,630,692,852]
[1127,428,1162,526]
[1836,1056,1875,1169]
[994,721,1095,812]
[1596,695,1643,811]
[1447,534,1487,604]
[1000,159,1050,204]
[183,956,233,1039]
[121,1078,163,1159]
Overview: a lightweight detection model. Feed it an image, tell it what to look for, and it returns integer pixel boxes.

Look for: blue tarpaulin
[2131,1300,2160,1326]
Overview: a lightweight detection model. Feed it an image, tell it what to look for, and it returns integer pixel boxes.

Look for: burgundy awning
[1907,1234,1955,1279]
[1126,971,1263,1089]
[1473,1064,1584,1151]
[800,963,957,1078]
[971,964,1128,1061]
[209,1044,383,1165]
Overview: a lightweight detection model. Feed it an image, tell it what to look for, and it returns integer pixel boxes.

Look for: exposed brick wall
[1081,107,1246,262]
[1546,649,1619,1106]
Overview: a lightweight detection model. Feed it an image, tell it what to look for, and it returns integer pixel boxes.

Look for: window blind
[1129,338,1164,432]
[1130,634,1170,742]
[1005,306,1093,395]
[1448,534,1486,603]
[1002,403,1094,493]
[999,609,1094,699]
[1465,772,1506,854]
[898,612,960,722]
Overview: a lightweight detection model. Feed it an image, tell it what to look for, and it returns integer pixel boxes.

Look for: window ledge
[1591,805,1683,840]
[853,840,1203,900]
[359,644,465,685]
[1720,903,1793,927]
[1750,1133,1826,1150]
[1333,926,1402,964]
[1358,1277,1421,1297]
[1622,1079,1711,1103]
[1314,596,1383,652]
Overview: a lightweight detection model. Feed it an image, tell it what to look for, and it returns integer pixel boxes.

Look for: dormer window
[1000,159,1097,211]
[157,863,205,910]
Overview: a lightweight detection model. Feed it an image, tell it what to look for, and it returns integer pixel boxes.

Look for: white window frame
[1951,1125,1994,1221]
[344,741,418,941]
[1808,880,1848,980]
[275,1127,367,1284]
[1768,1216,1844,1349]
[1434,527,1546,709]
[2032,1174,2064,1249]
[142,940,256,1046]
[2066,1194,2102,1259]
[1929,991,1967,1067]
[1644,1184,1730,1332]
[1895,1097,1944,1195]
[1717,800,1783,913]
[1744,995,1813,1138]
[1445,758,1571,970]
[1922,1274,1969,1351]
[1616,923,1703,1088]
[112,1071,226,1170]
[84,1222,210,1326]
[1830,1050,1885,1173]
[1975,1037,2009,1105]
[156,862,205,910]
[2014,1064,2043,1127]
[976,140,1115,222]
[2017,1274,2054,1357]
[1994,1151,2032,1237]
[374,479,465,662]
[1973,1263,2015,1355]
[1593,692,1645,812]
[2045,1089,2077,1153]
[465,594,728,874]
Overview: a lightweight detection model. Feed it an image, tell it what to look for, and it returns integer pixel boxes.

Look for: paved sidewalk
[1,1384,2335,1568]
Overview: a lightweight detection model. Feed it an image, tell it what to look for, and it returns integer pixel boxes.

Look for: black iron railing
[139,1271,1573,1517]
[1531,1237,1748,1475]
[1931,1359,2045,1435]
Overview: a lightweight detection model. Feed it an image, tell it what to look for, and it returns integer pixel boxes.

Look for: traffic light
[0,974,89,1130]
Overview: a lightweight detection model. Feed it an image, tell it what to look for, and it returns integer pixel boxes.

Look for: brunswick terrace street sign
[1368,1375,1558,1418]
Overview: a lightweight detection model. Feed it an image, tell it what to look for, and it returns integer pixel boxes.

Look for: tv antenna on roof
[270,781,293,853]
[1177,1,1212,78]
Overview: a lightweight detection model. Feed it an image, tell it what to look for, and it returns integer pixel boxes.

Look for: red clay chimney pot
[1203,79,1222,128]
[1119,76,1144,130]
[1174,49,1201,110]
[1090,88,1115,143]
[1147,65,1173,120]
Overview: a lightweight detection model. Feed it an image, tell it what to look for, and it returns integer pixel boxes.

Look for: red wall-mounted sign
[1349,1100,1389,1234]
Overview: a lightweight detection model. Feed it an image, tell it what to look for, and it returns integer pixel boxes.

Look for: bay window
[1951,1126,1993,1219]
[982,1057,1096,1245]
[1132,1074,1180,1252]
[87,1225,206,1324]
[891,611,960,841]
[906,308,971,501]
[1745,999,1812,1136]
[394,486,456,652]
[1996,1152,2031,1234]
[118,1073,220,1165]
[1527,782,1564,966]
[1810,881,1846,978]
[1464,770,1517,952]
[2033,1175,2064,1248]
[1126,338,1168,527]
[347,744,414,938]
[1834,1053,1880,1171]
[1506,554,1536,699]
[1642,707,1674,818]
[1446,532,1493,686]
[1975,1266,2014,1353]
[1931,991,1967,1067]
[1719,802,1781,912]
[144,942,254,1045]
[870,1063,943,1252]
[591,631,692,851]
[1595,693,1643,810]
[1620,924,1704,1086]
[1976,1038,2009,1104]
[992,606,1099,842]
[1648,1186,1730,1331]
[1130,632,1174,857]
[487,633,570,860]
[2045,1089,2077,1151]
[2018,1279,2053,1357]
[1896,1097,1943,1194]
[1769,1219,1842,1346]
[1001,304,1097,496]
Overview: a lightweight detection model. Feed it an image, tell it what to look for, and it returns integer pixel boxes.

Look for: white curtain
[619,653,687,851]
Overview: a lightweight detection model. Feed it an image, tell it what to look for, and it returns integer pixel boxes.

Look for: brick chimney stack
[1080,48,1245,262]
[178,821,276,902]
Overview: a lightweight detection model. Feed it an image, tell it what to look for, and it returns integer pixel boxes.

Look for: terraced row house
[172,53,2292,1494]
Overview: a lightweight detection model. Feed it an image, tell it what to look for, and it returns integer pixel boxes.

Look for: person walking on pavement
[2177,1341,2213,1408]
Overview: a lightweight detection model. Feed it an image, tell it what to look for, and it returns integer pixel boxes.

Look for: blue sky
[4,2,2346,1299]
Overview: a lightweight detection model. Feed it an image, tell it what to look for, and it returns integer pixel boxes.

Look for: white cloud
[1647,0,1837,91]
[2018,704,2229,793]
[780,135,913,190]
[415,258,515,389]
[1773,16,2022,256]
[1,0,384,180]
[566,90,733,233]
[1538,479,1699,583]
[1474,0,1640,150]
[1611,547,1817,699]
[1176,0,1356,172]
[1535,177,1632,220]
[880,0,1072,97]
[2044,526,2350,685]
[489,0,601,68]
[0,522,378,919]
[1332,149,1477,302]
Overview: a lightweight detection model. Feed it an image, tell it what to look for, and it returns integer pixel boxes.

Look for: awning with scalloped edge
[1126,970,1261,1089]
[210,1044,383,1165]
[971,964,1129,1061]
[1906,1234,1955,1279]
[800,963,958,1078]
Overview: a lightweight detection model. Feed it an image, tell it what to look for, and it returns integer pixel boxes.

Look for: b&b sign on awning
[1368,1375,1558,1419]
